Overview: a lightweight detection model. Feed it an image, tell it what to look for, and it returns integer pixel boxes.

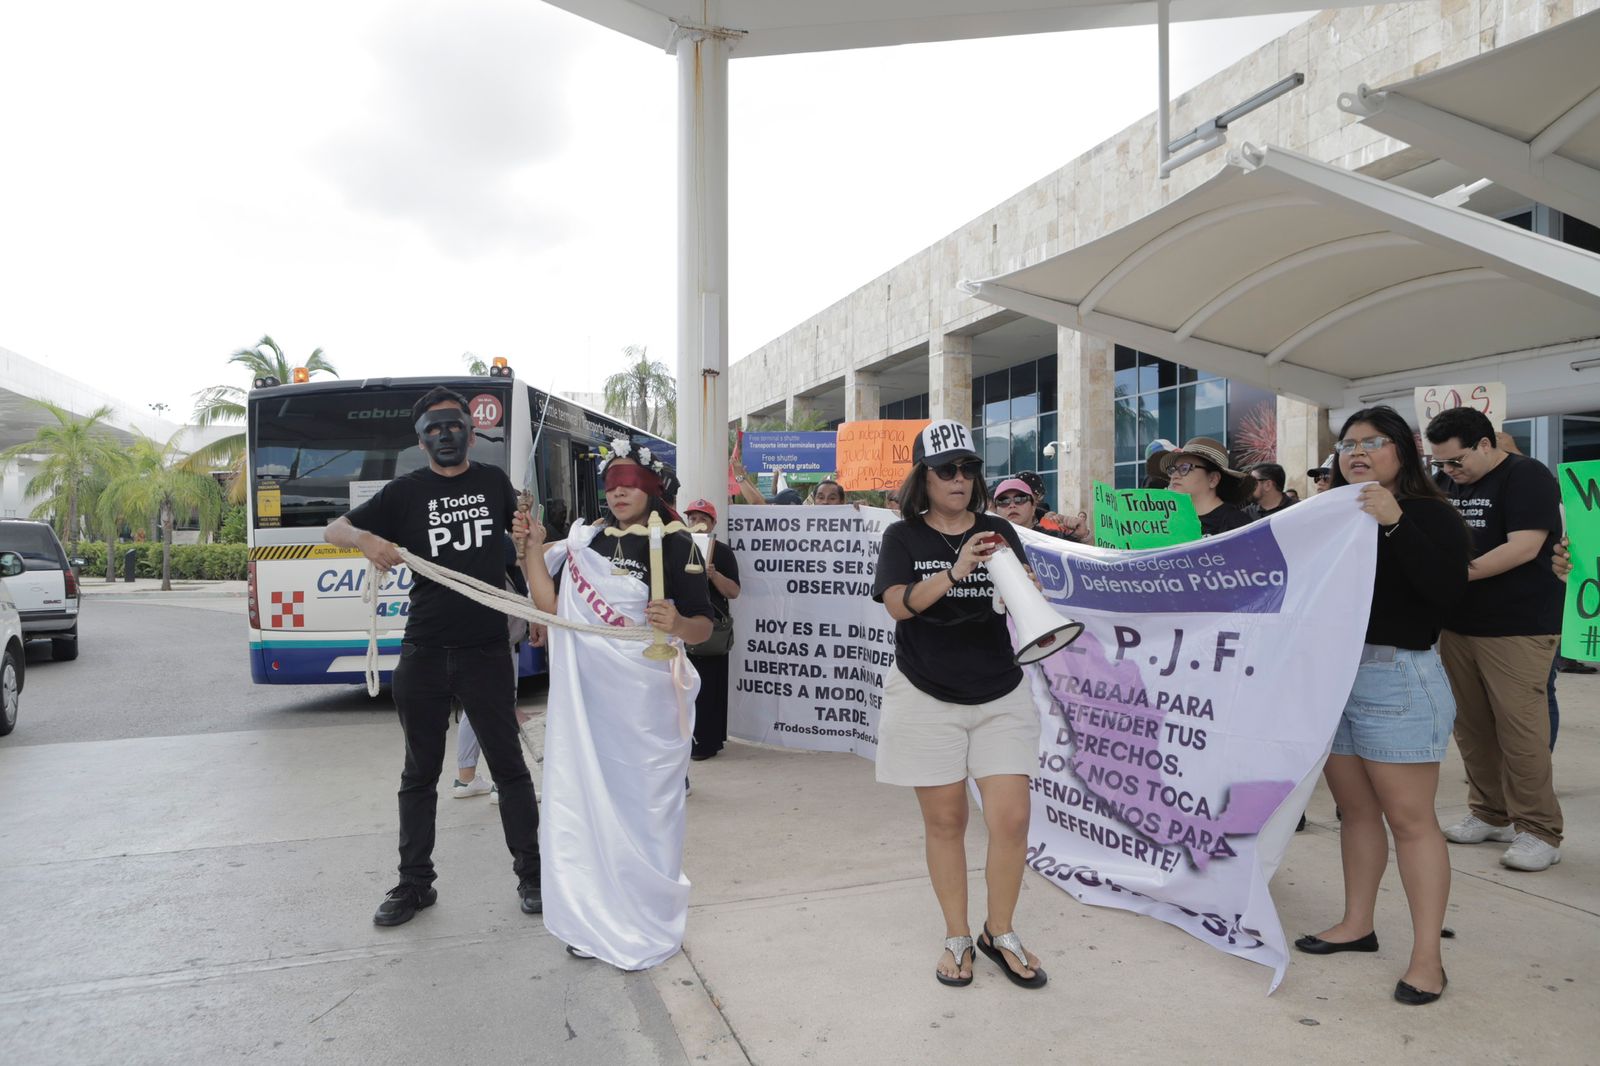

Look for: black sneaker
[374,882,436,926]
[519,877,542,915]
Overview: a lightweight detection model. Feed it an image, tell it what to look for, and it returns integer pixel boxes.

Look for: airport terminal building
[727,1,1600,509]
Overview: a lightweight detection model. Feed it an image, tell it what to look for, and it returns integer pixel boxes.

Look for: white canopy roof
[1340,10,1600,229]
[961,144,1600,418]
[544,0,1338,57]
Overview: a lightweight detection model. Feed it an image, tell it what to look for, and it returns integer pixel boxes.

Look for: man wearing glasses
[1424,407,1564,873]
[1244,463,1298,521]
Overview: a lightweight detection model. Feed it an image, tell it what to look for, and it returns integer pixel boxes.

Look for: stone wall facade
[728,0,1597,506]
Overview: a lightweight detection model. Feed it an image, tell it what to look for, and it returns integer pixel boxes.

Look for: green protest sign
[1558,460,1600,661]
[1091,481,1202,550]
[1093,481,1120,544]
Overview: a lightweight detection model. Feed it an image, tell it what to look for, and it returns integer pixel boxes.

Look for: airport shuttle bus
[245,368,673,685]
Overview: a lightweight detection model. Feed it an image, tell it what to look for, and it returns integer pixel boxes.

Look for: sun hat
[912,419,980,467]
[1161,437,1243,478]
[1162,436,1249,502]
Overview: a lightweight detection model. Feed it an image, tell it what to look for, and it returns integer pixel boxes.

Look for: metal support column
[1157,0,1170,174]
[670,16,739,509]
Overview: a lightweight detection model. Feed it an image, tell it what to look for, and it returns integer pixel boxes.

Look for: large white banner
[1015,488,1373,990]
[725,491,1375,990]
[726,505,898,758]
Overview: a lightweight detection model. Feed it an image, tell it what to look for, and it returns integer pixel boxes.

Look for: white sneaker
[452,776,492,799]
[1500,832,1562,871]
[1442,814,1515,844]
[489,784,499,806]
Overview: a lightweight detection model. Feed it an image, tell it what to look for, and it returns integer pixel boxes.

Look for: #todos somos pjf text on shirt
[344,461,519,648]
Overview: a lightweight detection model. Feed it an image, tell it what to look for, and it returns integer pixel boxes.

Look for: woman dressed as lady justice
[513,440,714,968]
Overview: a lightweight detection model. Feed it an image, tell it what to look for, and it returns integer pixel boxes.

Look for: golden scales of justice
[601,512,706,661]
[517,495,705,662]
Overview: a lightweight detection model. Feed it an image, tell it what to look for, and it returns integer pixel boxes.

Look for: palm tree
[79,449,133,580]
[99,432,226,592]
[187,335,338,502]
[462,351,489,375]
[0,401,123,556]
[602,345,676,437]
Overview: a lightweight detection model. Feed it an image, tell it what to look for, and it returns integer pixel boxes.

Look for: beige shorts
[875,668,1040,786]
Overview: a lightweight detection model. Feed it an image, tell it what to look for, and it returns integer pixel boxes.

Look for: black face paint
[415,409,469,468]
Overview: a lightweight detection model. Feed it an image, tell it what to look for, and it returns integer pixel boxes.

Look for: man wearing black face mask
[325,386,541,926]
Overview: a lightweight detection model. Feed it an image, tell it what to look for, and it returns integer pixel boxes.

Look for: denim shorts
[1331,645,1456,763]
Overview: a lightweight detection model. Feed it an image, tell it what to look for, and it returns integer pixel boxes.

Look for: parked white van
[0,519,81,661]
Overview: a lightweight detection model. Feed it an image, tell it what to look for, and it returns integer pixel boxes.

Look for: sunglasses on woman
[931,459,983,481]
[995,494,1032,507]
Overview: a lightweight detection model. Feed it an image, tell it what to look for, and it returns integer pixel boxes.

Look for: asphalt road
[10,594,549,748]
[8,600,393,746]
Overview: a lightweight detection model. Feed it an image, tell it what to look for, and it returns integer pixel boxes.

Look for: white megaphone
[987,544,1084,664]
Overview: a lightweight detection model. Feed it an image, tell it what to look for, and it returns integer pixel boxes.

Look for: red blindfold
[603,463,663,498]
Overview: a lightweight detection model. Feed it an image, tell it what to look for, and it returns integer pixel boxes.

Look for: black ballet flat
[1394,971,1447,1005]
[1293,931,1379,955]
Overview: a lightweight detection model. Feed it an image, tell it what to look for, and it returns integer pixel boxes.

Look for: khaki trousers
[1438,631,1563,846]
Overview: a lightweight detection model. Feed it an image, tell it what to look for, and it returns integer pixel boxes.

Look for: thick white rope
[362,546,658,696]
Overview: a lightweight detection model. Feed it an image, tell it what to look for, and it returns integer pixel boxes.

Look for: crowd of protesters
[340,391,1576,1000]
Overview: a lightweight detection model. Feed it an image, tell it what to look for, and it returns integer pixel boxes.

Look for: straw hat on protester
[1161,437,1250,504]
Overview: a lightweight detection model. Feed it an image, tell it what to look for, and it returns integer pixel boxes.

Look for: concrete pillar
[1055,326,1115,513]
[672,18,735,511]
[783,395,797,424]
[1276,395,1334,498]
[845,368,880,422]
[929,334,972,423]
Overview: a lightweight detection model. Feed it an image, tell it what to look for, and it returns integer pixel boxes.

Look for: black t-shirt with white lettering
[1442,452,1563,636]
[872,512,1027,705]
[566,523,714,622]
[345,461,517,648]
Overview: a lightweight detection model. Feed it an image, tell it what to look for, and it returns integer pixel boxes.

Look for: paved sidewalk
[2,627,1594,1063]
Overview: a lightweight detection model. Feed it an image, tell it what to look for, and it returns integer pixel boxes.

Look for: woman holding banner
[515,446,714,970]
[872,419,1047,991]
[1293,405,1470,1007]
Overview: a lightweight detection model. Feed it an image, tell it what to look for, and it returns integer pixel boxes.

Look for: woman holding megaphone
[871,419,1048,991]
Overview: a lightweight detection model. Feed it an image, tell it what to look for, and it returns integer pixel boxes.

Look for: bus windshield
[251,386,509,529]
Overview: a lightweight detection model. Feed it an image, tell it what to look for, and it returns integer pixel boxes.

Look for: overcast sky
[0,1,1311,420]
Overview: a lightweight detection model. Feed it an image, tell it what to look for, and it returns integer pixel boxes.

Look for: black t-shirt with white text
[1442,452,1563,636]
[872,513,1027,705]
[345,461,517,648]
